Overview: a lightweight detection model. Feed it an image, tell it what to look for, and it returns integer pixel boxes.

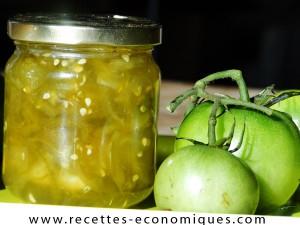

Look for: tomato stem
[194,69,250,102]
[208,99,220,146]
[205,94,273,116]
[167,88,198,112]
[168,70,250,112]
[167,70,273,116]
[168,88,272,116]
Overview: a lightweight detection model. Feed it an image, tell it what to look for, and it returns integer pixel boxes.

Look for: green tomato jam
[3,39,160,207]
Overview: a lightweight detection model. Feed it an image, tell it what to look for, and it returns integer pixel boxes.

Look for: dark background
[1,0,300,188]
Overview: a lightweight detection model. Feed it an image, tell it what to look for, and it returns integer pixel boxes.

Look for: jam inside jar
[3,14,161,207]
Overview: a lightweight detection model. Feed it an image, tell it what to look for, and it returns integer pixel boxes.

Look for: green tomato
[175,102,300,212]
[264,90,300,202]
[255,90,300,204]
[154,145,259,214]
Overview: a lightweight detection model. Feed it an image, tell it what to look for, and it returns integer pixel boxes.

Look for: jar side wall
[3,43,160,207]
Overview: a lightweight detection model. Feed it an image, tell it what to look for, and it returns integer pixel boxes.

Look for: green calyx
[253,85,300,107]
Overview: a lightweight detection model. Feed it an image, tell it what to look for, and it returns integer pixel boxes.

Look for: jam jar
[2,14,161,207]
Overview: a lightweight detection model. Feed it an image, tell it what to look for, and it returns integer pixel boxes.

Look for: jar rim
[8,14,162,46]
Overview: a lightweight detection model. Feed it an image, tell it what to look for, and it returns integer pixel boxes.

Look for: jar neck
[14,41,154,55]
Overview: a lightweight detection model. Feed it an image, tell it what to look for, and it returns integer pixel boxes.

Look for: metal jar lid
[8,14,162,46]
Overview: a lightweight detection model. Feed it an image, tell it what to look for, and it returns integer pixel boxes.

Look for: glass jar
[2,14,161,207]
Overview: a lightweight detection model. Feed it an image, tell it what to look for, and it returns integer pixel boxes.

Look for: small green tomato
[154,145,259,214]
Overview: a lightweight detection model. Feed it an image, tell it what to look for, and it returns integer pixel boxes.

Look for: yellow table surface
[0,189,22,203]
